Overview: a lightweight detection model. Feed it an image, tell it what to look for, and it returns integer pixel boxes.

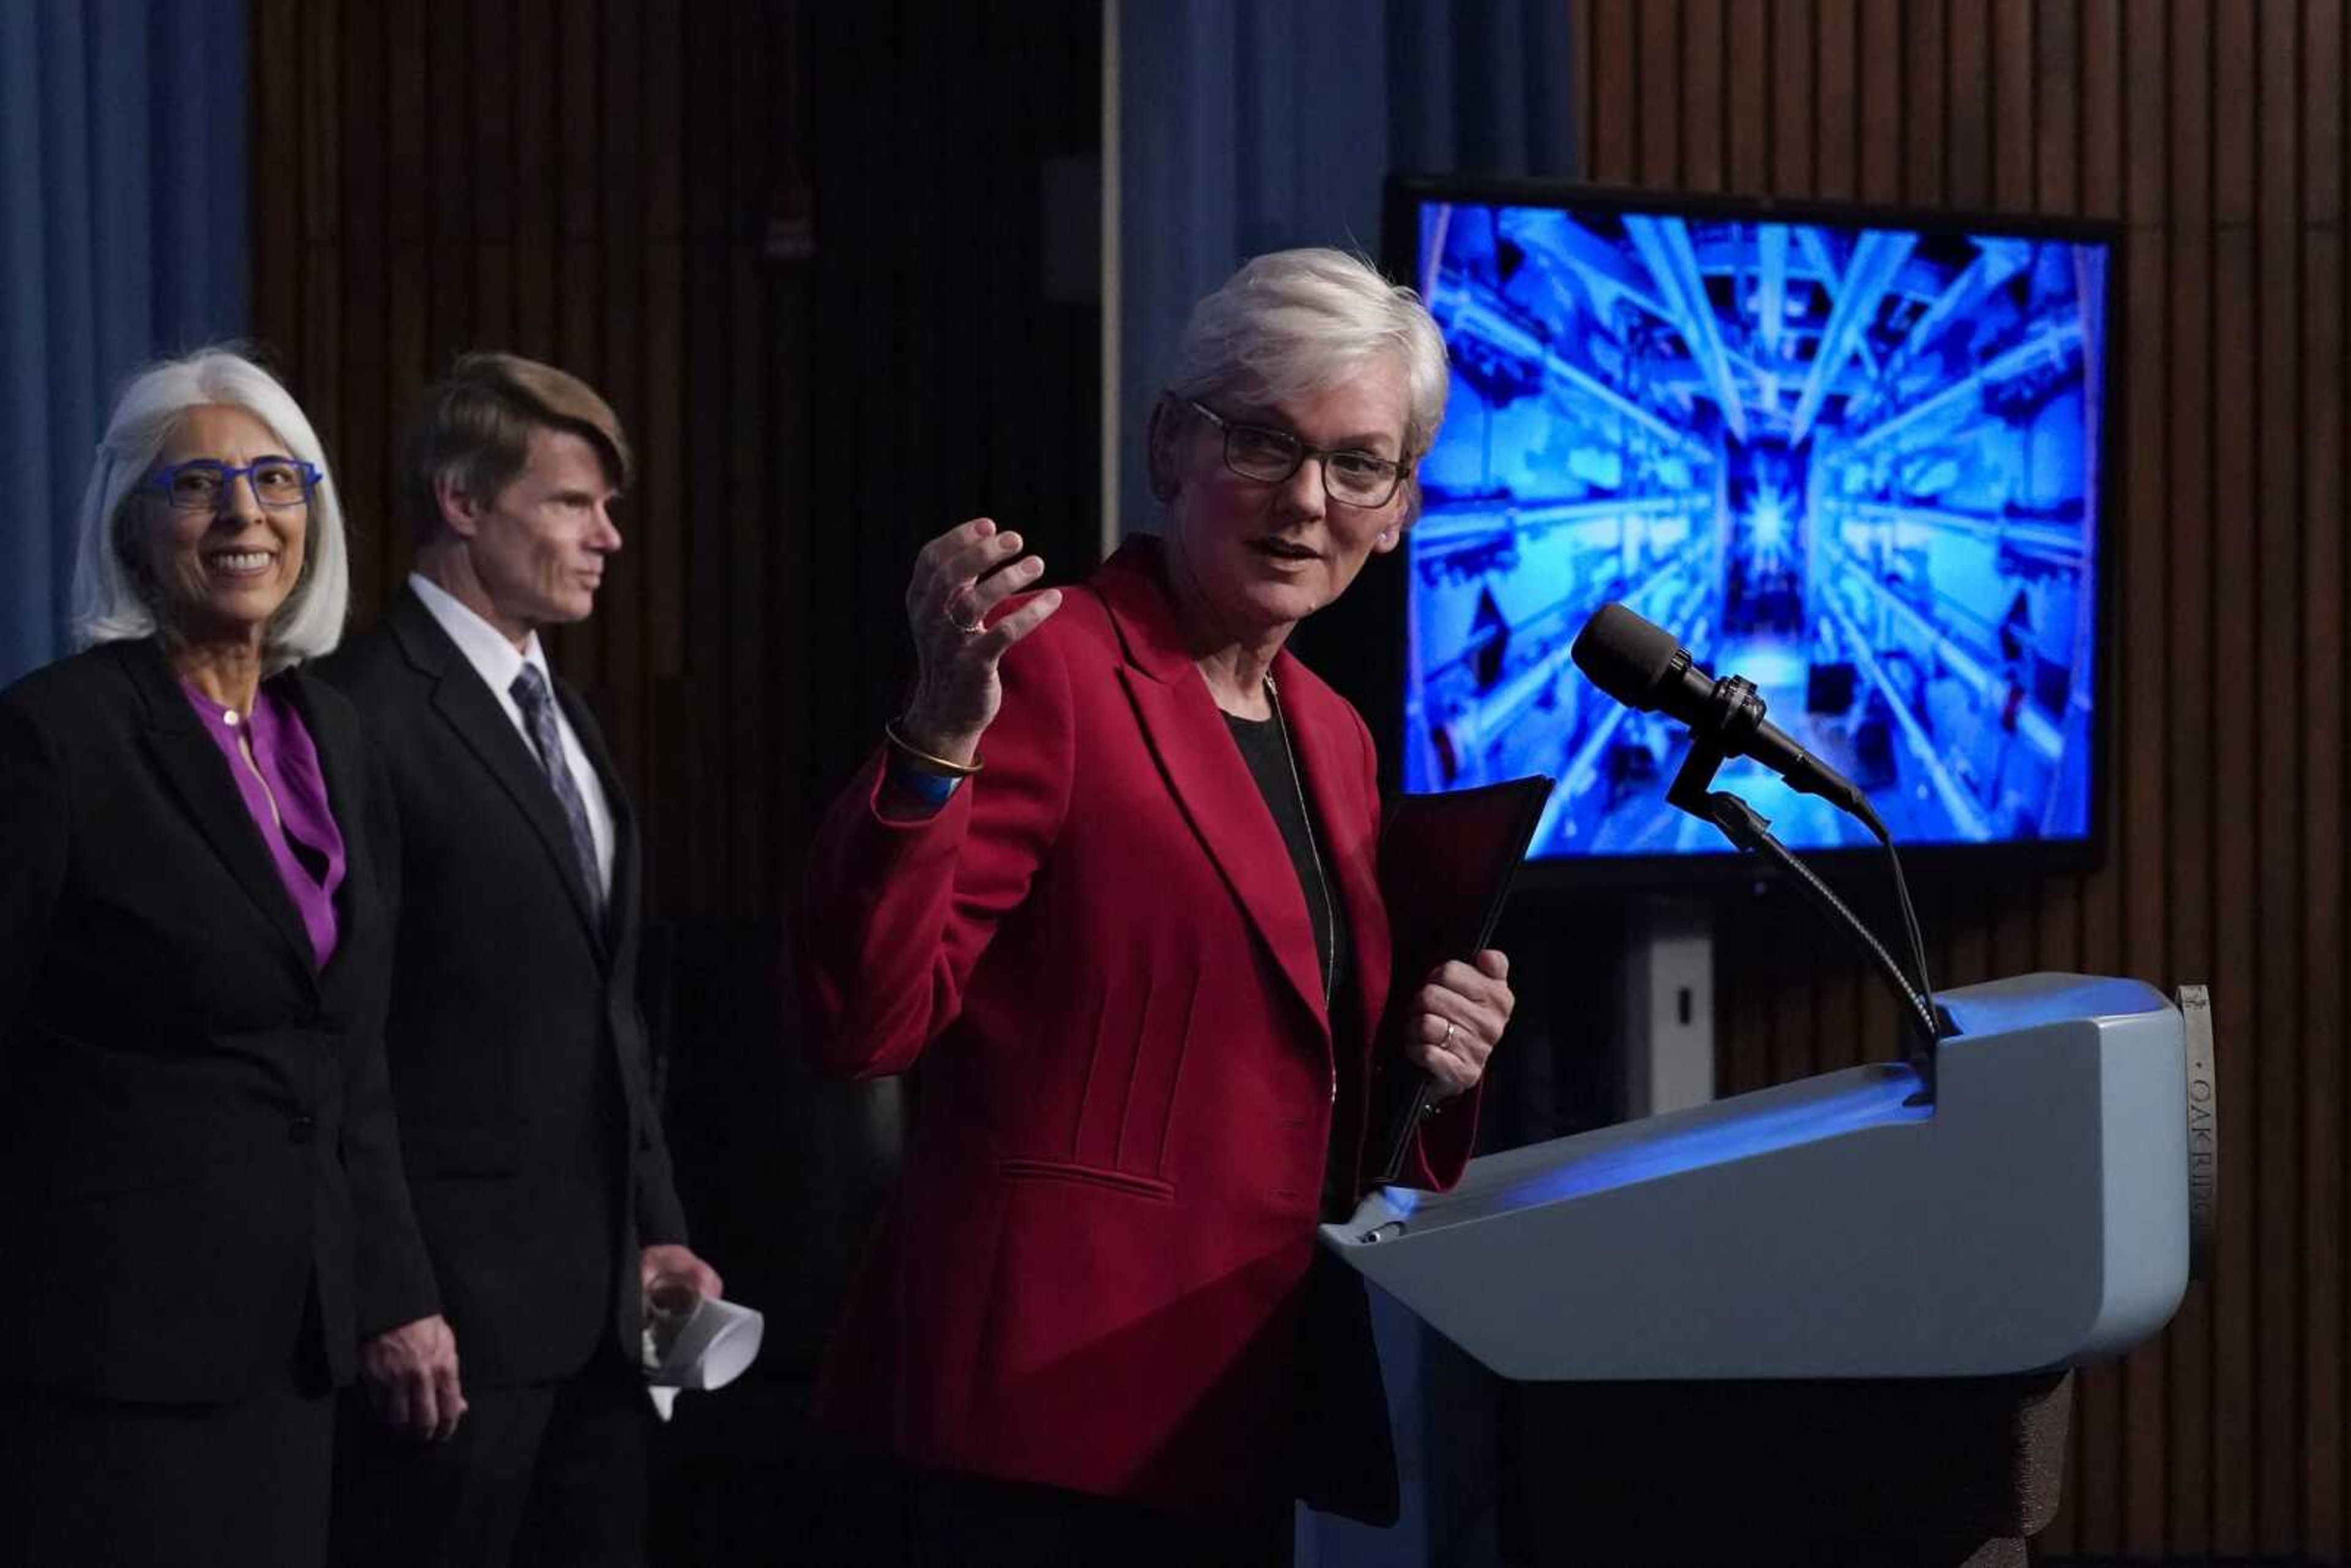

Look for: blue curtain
[0,0,247,687]
[1114,0,1573,540]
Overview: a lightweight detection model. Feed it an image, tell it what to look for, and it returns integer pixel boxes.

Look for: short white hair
[70,347,349,669]
[1166,247,1450,457]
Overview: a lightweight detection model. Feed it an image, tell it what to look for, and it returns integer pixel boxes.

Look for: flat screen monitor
[1378,177,2116,880]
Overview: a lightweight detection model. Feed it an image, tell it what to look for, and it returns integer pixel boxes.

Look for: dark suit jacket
[0,638,439,1403]
[797,538,1479,1514]
[317,587,689,1388]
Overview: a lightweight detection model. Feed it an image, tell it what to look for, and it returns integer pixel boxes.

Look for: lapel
[121,639,318,985]
[1095,540,1329,1039]
[388,589,608,953]
[1275,646,1392,1048]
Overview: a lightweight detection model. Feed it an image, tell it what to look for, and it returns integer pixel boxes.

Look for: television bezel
[1325,173,2124,893]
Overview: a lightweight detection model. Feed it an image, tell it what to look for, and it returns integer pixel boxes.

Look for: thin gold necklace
[1264,673,1335,1008]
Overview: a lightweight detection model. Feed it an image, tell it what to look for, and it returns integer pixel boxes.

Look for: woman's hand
[898,518,1062,766]
[1404,949,1514,1098]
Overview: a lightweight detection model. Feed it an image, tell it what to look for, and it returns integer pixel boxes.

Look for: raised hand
[897,517,1062,766]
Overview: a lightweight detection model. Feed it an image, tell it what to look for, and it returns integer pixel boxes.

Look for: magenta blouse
[181,680,348,967]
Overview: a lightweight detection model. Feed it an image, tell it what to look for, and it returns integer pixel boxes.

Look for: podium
[1323,973,2205,1564]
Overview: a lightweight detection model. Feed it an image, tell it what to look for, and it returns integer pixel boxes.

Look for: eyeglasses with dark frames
[142,457,322,512]
[1183,399,1410,509]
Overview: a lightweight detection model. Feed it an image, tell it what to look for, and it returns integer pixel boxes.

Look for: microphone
[1572,601,1947,1078]
[1570,603,1870,823]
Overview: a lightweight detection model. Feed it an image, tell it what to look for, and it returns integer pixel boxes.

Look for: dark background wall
[249,0,1104,928]
[1572,1,2347,1559]
[246,5,1105,1551]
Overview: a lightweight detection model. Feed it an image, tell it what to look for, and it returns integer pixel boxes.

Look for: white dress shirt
[408,572,617,901]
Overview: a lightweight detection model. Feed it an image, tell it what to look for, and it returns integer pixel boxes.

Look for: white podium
[1325,972,2195,1379]
[1319,973,2208,1566]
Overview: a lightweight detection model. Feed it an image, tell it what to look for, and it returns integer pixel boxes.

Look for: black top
[1222,709,1351,1006]
[1224,708,1363,1220]
[0,637,438,1402]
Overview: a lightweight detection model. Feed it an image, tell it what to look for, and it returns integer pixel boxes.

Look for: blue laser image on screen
[1400,200,2109,861]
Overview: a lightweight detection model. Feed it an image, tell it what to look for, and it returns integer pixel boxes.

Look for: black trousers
[888,1465,1294,1568]
[0,1358,334,1567]
[329,1351,653,1568]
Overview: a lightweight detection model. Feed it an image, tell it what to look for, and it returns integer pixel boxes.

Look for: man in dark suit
[321,353,720,1568]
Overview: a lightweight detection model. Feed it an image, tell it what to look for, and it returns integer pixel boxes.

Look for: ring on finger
[1440,1019,1458,1053]
[945,589,986,636]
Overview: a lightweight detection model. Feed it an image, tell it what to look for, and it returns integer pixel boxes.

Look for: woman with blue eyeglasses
[0,348,444,1565]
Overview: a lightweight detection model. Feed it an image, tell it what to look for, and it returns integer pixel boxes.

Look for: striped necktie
[509,664,604,913]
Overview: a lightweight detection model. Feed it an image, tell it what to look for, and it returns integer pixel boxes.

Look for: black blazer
[316,587,690,1388]
[0,638,439,1403]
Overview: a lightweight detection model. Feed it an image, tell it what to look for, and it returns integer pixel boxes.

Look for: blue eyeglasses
[142,457,323,512]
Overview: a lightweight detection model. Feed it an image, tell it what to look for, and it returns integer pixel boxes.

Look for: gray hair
[70,347,350,669]
[1153,247,1449,500]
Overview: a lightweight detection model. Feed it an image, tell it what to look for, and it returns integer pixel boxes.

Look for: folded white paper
[642,1294,765,1420]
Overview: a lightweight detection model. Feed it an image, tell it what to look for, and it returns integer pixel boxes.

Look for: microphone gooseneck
[1572,602,1948,1095]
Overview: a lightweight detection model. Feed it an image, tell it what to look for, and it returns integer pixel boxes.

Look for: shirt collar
[408,572,553,699]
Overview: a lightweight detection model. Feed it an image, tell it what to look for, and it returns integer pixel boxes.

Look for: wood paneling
[248,0,1103,926]
[1573,1,2347,1558]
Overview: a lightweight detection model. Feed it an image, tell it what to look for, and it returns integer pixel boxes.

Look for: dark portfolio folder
[1370,774,1553,1187]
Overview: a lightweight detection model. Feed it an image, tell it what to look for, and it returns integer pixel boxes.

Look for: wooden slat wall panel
[2211,1,2262,1550]
[1816,0,1858,204]
[249,0,1103,927]
[2112,8,2172,1556]
[2301,0,2346,1551]
[2253,7,2307,1555]
[1639,0,1679,187]
[1570,1,2349,1558]
[1683,1,1724,192]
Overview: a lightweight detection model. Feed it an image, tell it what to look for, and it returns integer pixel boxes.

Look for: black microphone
[1570,602,1870,822]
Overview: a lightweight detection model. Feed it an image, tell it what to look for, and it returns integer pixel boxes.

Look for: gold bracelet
[883,718,983,778]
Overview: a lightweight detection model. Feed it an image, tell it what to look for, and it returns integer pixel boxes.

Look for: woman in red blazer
[800,249,1515,1563]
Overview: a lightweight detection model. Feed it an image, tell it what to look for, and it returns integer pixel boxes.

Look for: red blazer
[799,538,1477,1513]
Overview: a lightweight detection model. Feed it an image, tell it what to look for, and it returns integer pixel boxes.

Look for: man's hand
[360,1313,466,1442]
[640,1243,724,1304]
